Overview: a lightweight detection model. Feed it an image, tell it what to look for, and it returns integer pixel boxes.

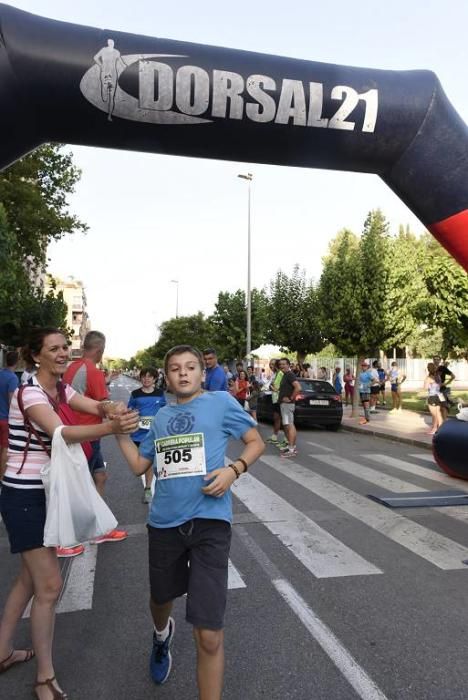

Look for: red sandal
[34,676,68,699]
[0,648,35,674]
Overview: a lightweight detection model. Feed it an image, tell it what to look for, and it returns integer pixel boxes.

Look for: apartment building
[46,275,91,358]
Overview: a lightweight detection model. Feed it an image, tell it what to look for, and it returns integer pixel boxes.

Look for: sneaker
[90,528,128,544]
[56,544,85,558]
[359,418,369,425]
[281,448,298,458]
[150,617,175,685]
[142,487,152,504]
[276,439,289,449]
[369,407,376,413]
[266,436,279,444]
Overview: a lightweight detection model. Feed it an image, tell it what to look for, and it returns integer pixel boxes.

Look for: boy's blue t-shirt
[359,370,374,393]
[127,387,166,443]
[204,365,228,391]
[139,391,256,528]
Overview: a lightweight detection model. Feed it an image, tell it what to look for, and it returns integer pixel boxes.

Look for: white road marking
[364,454,468,489]
[314,454,419,495]
[228,560,246,589]
[231,467,381,578]
[22,545,98,618]
[306,440,334,452]
[363,453,468,523]
[409,453,436,463]
[274,578,389,700]
[56,545,98,613]
[261,454,468,570]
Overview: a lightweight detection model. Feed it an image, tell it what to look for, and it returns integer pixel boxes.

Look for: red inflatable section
[429,210,468,273]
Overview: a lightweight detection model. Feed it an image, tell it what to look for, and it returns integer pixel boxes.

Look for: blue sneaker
[150,617,175,684]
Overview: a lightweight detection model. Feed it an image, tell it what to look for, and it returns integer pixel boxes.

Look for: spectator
[235,370,250,408]
[332,367,343,398]
[202,348,227,391]
[358,360,373,425]
[277,358,301,458]
[317,367,329,381]
[0,351,19,477]
[388,362,406,412]
[433,356,455,419]
[343,367,354,406]
[377,361,387,406]
[424,362,445,434]
[64,330,128,549]
[369,361,381,413]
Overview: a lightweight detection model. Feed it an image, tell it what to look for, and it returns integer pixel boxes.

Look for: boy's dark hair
[203,348,217,357]
[139,367,158,379]
[5,351,19,367]
[164,345,204,374]
[280,357,291,365]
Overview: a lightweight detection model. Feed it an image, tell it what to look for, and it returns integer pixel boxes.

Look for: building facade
[46,276,91,358]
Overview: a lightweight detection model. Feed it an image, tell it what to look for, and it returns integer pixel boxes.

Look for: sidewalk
[341,404,434,449]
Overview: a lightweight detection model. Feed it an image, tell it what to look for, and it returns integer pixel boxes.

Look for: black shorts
[147,518,231,630]
[272,402,281,415]
[370,386,380,395]
[427,396,441,406]
[360,392,370,403]
[0,486,46,554]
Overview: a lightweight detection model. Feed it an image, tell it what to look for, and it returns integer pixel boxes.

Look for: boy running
[116,345,264,700]
[358,360,374,424]
[127,367,166,503]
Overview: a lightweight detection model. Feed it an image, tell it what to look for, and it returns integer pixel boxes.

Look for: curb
[340,423,433,450]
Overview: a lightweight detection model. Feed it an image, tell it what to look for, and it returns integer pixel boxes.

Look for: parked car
[257,379,343,430]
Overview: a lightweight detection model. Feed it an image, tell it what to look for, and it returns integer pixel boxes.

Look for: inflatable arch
[0,4,467,270]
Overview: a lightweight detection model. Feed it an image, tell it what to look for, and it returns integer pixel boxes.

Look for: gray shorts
[147,518,231,630]
[280,402,296,426]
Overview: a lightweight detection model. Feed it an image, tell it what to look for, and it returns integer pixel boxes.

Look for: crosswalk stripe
[314,454,418,494]
[314,454,468,527]
[261,454,468,570]
[228,560,246,589]
[409,453,436,463]
[231,469,381,578]
[306,440,334,452]
[364,454,468,489]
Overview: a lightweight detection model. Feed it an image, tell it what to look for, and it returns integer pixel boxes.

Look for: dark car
[257,379,343,430]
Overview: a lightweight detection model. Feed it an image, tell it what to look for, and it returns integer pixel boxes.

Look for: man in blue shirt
[203,347,227,391]
[116,344,264,697]
[0,350,19,476]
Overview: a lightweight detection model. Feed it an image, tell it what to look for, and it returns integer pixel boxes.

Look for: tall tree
[0,144,87,272]
[153,313,214,359]
[0,205,69,345]
[416,235,468,358]
[210,288,269,360]
[266,266,324,361]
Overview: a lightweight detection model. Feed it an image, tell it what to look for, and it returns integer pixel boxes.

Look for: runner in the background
[358,360,373,425]
[128,367,166,503]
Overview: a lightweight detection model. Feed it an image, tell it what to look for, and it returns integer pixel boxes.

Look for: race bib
[139,416,153,430]
[155,432,206,480]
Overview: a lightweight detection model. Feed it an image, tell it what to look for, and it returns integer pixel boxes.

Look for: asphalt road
[2,375,468,699]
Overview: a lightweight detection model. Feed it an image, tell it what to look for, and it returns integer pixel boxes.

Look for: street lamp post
[170,279,179,318]
[237,172,253,360]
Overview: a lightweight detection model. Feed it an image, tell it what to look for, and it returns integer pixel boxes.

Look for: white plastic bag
[41,426,117,547]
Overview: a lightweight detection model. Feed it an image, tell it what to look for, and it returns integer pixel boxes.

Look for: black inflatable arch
[0,4,467,270]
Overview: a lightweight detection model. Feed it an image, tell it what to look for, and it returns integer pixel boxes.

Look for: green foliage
[0,207,69,345]
[153,313,214,359]
[210,288,269,360]
[265,266,324,361]
[319,211,422,357]
[415,239,468,358]
[0,144,88,271]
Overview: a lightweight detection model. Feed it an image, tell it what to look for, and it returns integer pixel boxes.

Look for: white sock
[154,621,170,642]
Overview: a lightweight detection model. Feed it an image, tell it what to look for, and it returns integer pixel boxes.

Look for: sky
[8,0,468,358]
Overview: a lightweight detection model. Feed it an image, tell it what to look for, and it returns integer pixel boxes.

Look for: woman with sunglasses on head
[0,327,138,700]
